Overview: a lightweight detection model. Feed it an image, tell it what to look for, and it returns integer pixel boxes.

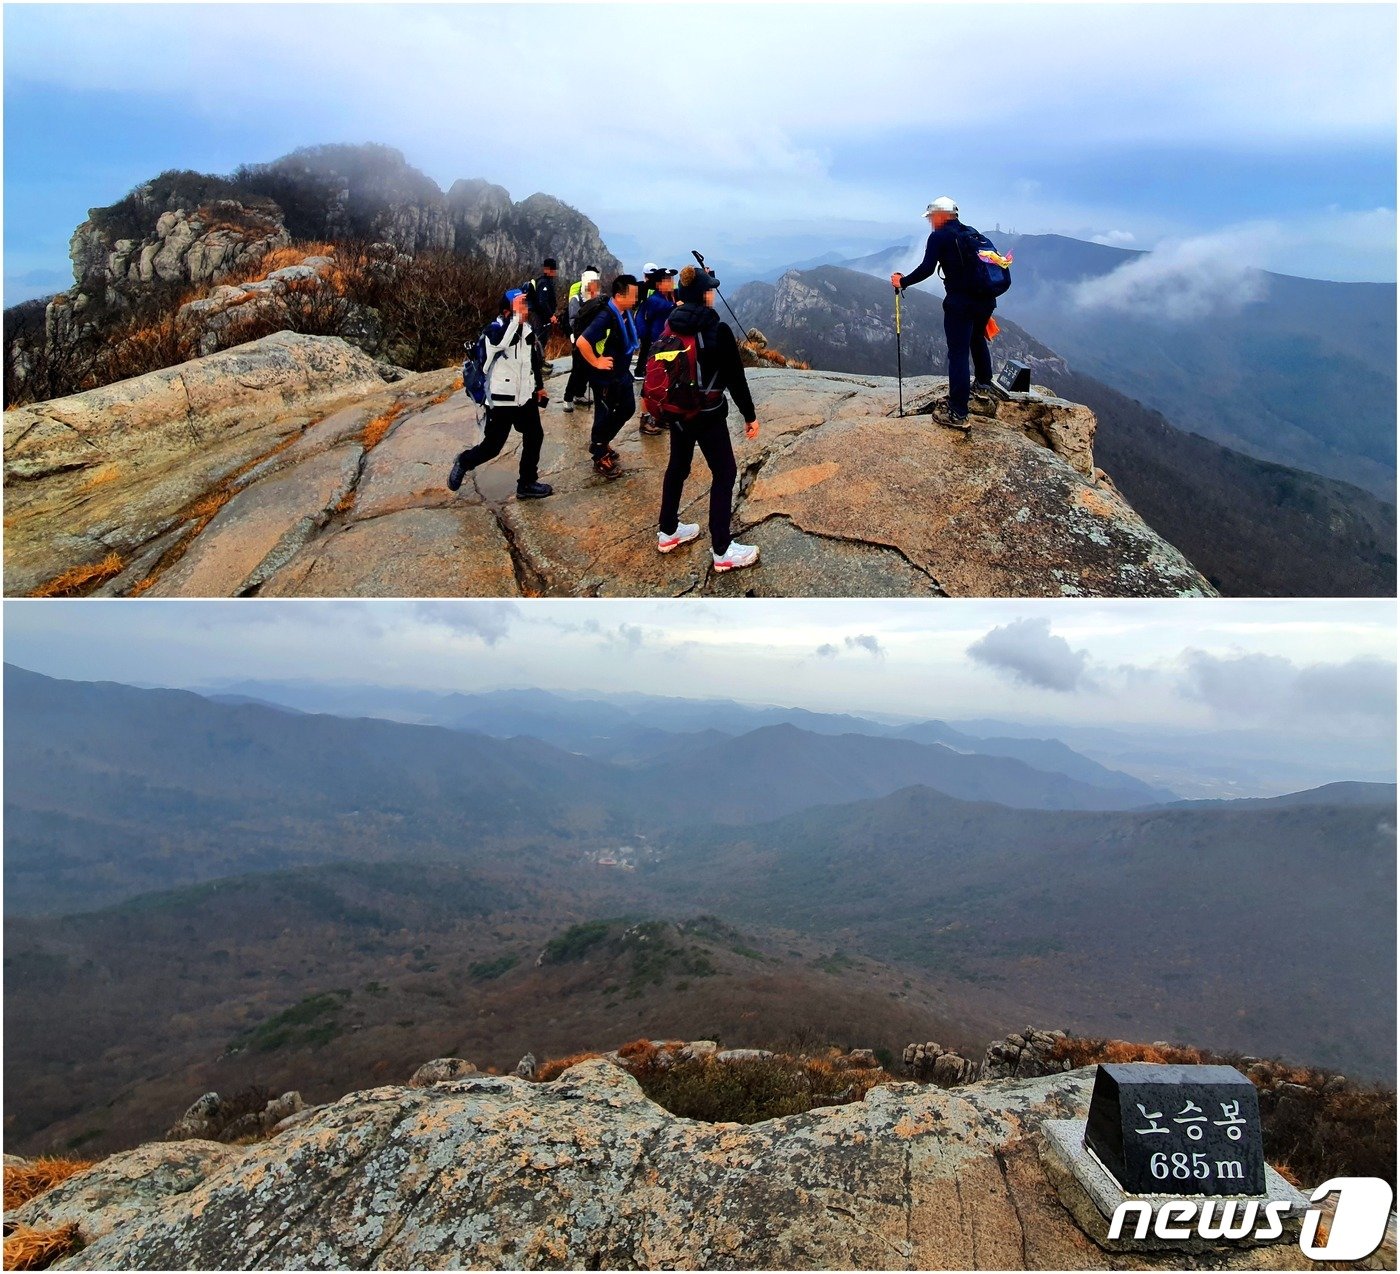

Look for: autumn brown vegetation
[4,240,520,407]
[533,1038,894,1124]
[2,1222,83,1272]
[3,1158,95,1211]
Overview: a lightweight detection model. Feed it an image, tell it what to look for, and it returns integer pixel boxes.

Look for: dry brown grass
[747,345,811,371]
[362,403,406,451]
[256,244,336,277]
[3,1222,82,1271]
[30,553,123,598]
[535,1051,603,1082]
[187,490,232,523]
[128,575,159,596]
[4,1158,96,1211]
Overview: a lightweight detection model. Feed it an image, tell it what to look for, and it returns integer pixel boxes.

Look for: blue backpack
[951,224,1013,298]
[462,326,508,406]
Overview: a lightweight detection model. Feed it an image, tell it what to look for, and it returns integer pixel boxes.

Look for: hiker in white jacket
[447,290,554,499]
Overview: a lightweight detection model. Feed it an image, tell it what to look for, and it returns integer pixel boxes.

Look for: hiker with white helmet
[891,196,1011,432]
[562,268,601,413]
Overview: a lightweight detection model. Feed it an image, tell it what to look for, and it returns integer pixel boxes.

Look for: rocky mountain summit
[64,145,620,308]
[10,1057,1312,1270]
[3,333,1213,598]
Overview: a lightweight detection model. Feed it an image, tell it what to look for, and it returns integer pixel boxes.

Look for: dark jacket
[524,273,558,325]
[636,290,677,346]
[900,219,977,296]
[667,303,756,424]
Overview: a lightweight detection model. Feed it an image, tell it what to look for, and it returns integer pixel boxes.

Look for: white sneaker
[712,541,759,572]
[657,523,700,554]
[562,400,575,413]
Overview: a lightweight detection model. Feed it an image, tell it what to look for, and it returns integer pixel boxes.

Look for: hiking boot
[447,453,470,492]
[972,380,997,395]
[713,540,760,572]
[931,405,972,433]
[516,481,554,500]
[592,451,622,479]
[657,523,700,554]
[562,400,575,413]
[578,394,593,406]
[639,413,664,436]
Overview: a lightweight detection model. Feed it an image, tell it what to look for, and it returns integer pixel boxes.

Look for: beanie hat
[677,265,720,304]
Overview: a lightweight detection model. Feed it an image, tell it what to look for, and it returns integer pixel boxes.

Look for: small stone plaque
[1084,1063,1265,1196]
[994,359,1032,394]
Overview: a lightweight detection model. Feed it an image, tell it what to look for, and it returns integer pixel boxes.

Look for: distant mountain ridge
[3,666,1179,916]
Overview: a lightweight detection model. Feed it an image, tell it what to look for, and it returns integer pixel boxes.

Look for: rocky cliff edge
[12,1059,1301,1270]
[3,333,1214,598]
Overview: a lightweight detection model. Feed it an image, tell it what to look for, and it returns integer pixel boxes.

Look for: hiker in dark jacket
[577,274,640,478]
[892,196,996,431]
[562,269,601,413]
[523,257,559,337]
[654,265,761,573]
[446,290,553,499]
[633,267,677,433]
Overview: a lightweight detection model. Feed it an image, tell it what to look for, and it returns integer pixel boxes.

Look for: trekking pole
[691,250,751,339]
[894,287,904,417]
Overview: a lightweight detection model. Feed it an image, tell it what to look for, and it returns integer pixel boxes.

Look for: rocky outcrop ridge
[3,334,1215,599]
[62,146,620,304]
[904,1028,1073,1087]
[10,1059,1306,1270]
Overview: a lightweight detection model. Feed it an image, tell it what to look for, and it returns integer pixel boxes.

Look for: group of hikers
[445,196,1011,576]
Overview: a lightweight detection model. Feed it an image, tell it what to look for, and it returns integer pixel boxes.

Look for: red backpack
[642,323,724,424]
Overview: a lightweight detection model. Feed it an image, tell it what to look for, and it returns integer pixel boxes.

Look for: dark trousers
[658,412,737,554]
[455,402,542,487]
[589,379,635,456]
[943,294,996,415]
[563,348,590,403]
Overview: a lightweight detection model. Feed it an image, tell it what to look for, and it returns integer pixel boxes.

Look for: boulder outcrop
[4,335,1215,599]
[10,1060,1306,1270]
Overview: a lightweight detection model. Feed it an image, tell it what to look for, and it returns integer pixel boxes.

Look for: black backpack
[572,295,612,353]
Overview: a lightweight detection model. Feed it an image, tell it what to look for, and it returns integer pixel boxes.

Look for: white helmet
[924,196,959,218]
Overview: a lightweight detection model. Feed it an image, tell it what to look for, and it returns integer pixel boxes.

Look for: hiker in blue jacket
[891,196,997,432]
[577,274,640,478]
[633,266,677,434]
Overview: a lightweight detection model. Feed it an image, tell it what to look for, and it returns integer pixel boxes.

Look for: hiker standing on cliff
[650,265,761,573]
[447,290,553,499]
[633,266,677,434]
[577,274,640,478]
[562,269,600,413]
[891,197,1006,432]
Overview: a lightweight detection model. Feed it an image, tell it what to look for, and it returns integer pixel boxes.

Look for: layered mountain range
[6,666,1394,1158]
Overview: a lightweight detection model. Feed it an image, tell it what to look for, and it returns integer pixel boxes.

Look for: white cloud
[967,617,1092,692]
[1069,226,1281,321]
[1091,230,1136,247]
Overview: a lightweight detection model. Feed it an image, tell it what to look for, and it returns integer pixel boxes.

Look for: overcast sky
[5,599,1395,749]
[4,3,1396,301]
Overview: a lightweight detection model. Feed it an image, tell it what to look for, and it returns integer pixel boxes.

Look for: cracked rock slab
[20,1062,1308,1270]
[259,506,518,597]
[147,443,361,596]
